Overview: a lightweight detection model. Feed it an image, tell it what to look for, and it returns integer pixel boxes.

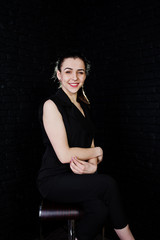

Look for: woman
[37,51,135,240]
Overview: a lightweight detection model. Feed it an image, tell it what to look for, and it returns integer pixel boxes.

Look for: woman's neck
[62,87,78,104]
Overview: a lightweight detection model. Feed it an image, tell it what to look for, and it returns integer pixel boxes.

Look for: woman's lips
[69,83,79,87]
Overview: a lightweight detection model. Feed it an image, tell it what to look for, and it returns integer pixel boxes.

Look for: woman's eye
[78,72,84,75]
[65,71,71,74]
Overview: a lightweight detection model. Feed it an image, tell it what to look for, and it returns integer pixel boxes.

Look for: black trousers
[38,173,128,240]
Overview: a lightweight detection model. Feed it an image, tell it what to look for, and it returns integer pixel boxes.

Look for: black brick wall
[0,1,47,239]
[1,0,160,239]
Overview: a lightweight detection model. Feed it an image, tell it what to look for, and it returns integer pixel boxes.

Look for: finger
[73,157,86,165]
[71,156,85,164]
[72,158,86,170]
[70,163,82,174]
[70,160,85,173]
[74,158,85,164]
[70,160,83,171]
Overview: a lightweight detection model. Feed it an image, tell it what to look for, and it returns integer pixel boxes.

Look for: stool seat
[39,199,83,220]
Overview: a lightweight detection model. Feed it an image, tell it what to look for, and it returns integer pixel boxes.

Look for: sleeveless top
[37,88,95,181]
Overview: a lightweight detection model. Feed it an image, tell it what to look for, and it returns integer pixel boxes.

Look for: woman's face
[57,57,86,96]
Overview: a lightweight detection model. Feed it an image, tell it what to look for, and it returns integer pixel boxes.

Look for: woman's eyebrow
[64,67,73,70]
[64,67,85,71]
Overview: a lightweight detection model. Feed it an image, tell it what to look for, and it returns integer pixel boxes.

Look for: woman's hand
[70,157,97,174]
[97,147,103,163]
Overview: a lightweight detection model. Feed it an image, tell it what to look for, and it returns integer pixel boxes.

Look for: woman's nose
[72,72,77,80]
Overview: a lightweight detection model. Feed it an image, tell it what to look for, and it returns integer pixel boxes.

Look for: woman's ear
[57,70,61,81]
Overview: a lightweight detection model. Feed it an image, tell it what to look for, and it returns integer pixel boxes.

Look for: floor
[39,224,110,240]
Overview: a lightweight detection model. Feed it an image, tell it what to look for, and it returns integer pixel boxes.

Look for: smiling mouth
[69,83,79,87]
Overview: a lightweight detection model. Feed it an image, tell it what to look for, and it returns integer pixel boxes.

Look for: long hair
[52,51,91,105]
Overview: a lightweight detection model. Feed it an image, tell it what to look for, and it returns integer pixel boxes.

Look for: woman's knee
[87,199,108,223]
[101,174,117,189]
[100,175,121,203]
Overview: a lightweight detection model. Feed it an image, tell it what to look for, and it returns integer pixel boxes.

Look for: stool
[39,199,83,240]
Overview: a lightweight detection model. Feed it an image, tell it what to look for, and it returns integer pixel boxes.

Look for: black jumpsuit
[37,88,127,240]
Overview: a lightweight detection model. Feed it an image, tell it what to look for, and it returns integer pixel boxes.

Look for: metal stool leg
[68,219,75,240]
[102,226,105,240]
[39,221,44,240]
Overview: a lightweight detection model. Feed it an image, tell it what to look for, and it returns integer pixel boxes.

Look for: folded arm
[70,139,103,174]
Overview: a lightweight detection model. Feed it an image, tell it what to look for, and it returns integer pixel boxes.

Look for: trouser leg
[38,173,127,239]
[76,199,108,240]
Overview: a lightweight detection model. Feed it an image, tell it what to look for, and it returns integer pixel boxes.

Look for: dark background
[1,0,160,239]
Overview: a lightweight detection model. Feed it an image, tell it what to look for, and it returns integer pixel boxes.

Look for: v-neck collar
[56,88,86,119]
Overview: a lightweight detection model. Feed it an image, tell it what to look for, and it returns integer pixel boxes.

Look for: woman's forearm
[60,146,102,164]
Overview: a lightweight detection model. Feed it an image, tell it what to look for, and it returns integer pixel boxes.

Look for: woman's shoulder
[38,93,59,120]
[42,99,63,123]
[43,99,57,110]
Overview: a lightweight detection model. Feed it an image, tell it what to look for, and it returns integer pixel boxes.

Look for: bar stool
[39,199,83,240]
